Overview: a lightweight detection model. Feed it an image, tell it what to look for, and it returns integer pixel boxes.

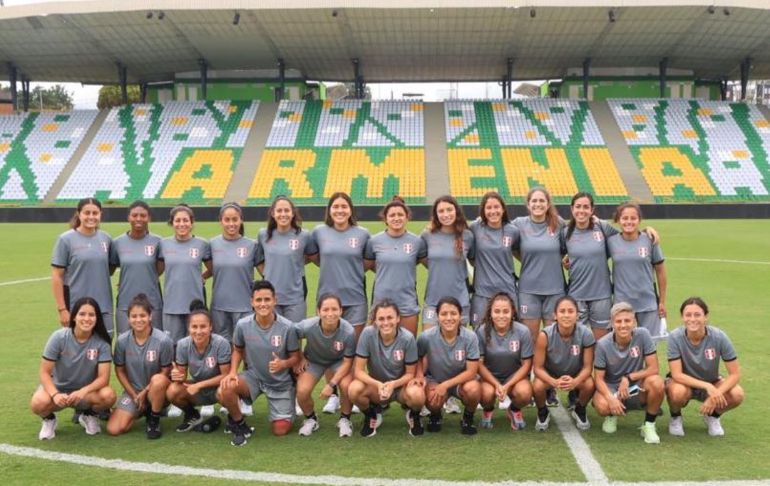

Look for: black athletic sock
[43,413,55,420]
[710,411,721,418]
[331,385,339,396]
[341,412,352,420]
[645,412,657,423]
[537,406,549,421]
[183,404,197,416]
[670,410,682,418]
[483,406,494,413]
[305,411,317,421]
[463,409,475,420]
[574,404,587,420]
[509,404,520,413]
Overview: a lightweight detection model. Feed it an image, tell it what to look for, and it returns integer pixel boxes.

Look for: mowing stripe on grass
[668,257,770,266]
[0,276,50,287]
[551,406,609,484]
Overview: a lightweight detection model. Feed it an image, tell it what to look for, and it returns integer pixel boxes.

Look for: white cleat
[498,396,512,410]
[443,396,462,414]
[337,417,353,437]
[200,405,215,418]
[38,417,57,440]
[298,417,319,436]
[668,416,685,437]
[166,404,183,418]
[703,415,725,437]
[322,394,340,414]
[239,399,253,416]
[78,413,101,435]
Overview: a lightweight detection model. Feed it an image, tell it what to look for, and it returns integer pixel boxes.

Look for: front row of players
[32,281,744,445]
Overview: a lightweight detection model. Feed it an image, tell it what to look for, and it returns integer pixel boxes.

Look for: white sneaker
[498,396,512,410]
[239,399,253,416]
[78,413,101,435]
[535,412,551,432]
[200,405,215,418]
[420,406,431,417]
[298,418,319,436]
[38,416,57,440]
[443,396,462,414]
[295,400,303,416]
[352,404,361,414]
[571,410,591,431]
[220,406,229,415]
[166,404,183,418]
[337,417,353,437]
[322,394,340,414]
[703,415,725,437]
[668,416,685,436]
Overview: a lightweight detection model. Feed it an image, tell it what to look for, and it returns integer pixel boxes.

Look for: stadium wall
[551,78,722,101]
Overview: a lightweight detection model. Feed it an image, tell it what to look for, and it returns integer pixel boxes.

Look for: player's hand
[644,226,660,245]
[658,303,667,318]
[67,388,87,406]
[170,363,185,382]
[379,382,393,402]
[319,383,334,399]
[134,389,148,409]
[608,396,626,416]
[269,352,284,373]
[58,309,70,327]
[221,373,239,390]
[495,383,508,401]
[705,384,727,409]
[617,377,630,400]
[562,255,571,270]
[558,375,575,391]
[408,377,425,389]
[52,392,69,408]
[699,397,716,415]
[184,382,201,396]
[293,360,308,376]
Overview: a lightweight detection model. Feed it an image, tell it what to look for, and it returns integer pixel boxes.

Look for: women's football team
[33,189,744,445]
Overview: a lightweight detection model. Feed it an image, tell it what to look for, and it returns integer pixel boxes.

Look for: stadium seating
[0,111,97,203]
[248,100,425,205]
[608,99,770,201]
[445,100,627,204]
[58,101,258,204]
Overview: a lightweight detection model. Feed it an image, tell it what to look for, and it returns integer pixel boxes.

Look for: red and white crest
[144,245,155,256]
[86,348,98,360]
[333,340,344,352]
[630,346,640,358]
[570,344,580,356]
[509,340,520,353]
[100,241,109,253]
[120,396,132,406]
[145,350,157,362]
[347,238,359,248]
[403,243,414,254]
[392,349,404,361]
[503,236,513,247]
[520,304,528,315]
[205,356,217,368]
[704,348,717,360]
[454,349,466,361]
[638,247,649,258]
[189,248,199,258]
[593,231,604,242]
[270,335,282,347]
[425,309,435,319]
[289,239,300,250]
[236,247,248,258]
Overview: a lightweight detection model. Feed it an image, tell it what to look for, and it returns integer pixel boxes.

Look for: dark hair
[680,296,709,316]
[478,192,510,227]
[316,293,342,311]
[168,204,194,226]
[219,202,245,237]
[369,299,401,325]
[251,279,276,296]
[69,297,111,344]
[128,200,150,213]
[267,195,302,240]
[566,192,595,241]
[436,296,463,316]
[70,198,102,229]
[554,295,579,313]
[127,293,153,316]
[613,201,642,224]
[526,187,559,234]
[325,192,357,227]
[379,196,412,223]
[187,299,212,328]
[482,292,516,344]
[430,195,468,256]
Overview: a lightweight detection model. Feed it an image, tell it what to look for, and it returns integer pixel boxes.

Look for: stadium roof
[1,0,770,84]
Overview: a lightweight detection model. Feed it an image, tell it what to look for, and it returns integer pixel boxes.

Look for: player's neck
[386,227,406,237]
[256,314,275,329]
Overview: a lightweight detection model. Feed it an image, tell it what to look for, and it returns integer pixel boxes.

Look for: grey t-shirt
[295,317,356,368]
[364,231,427,315]
[421,229,475,307]
[417,326,480,383]
[175,333,232,384]
[594,327,656,386]
[512,217,565,295]
[542,322,595,378]
[255,228,318,305]
[667,326,737,383]
[469,220,519,298]
[42,328,112,392]
[114,328,174,391]
[210,235,258,312]
[476,321,534,382]
[563,221,615,301]
[110,232,162,312]
[312,225,370,306]
[232,313,300,390]
[158,236,211,314]
[356,326,418,382]
[51,229,114,314]
[608,233,664,313]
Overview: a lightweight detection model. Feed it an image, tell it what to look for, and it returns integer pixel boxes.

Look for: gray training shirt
[295,317,356,368]
[594,327,656,386]
[476,321,534,382]
[114,328,174,391]
[42,328,112,392]
[51,229,114,314]
[469,220,519,299]
[607,233,664,313]
[210,235,258,312]
[255,228,317,305]
[417,326,480,383]
[175,333,232,384]
[542,322,595,378]
[421,229,475,307]
[110,232,162,312]
[667,326,737,383]
[563,221,615,301]
[312,225,370,306]
[233,313,299,390]
[512,216,565,295]
[365,231,427,315]
[356,326,418,382]
[158,236,211,314]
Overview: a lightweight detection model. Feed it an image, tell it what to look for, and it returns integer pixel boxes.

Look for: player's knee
[645,375,665,394]
[99,387,117,407]
[462,380,481,399]
[271,419,292,436]
[730,385,745,406]
[150,373,170,389]
[347,380,364,400]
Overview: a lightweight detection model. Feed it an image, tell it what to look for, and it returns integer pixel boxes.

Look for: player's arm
[574,345,595,385]
[115,365,138,399]
[533,332,557,387]
[440,358,479,390]
[504,357,532,389]
[477,357,501,388]
[353,355,381,387]
[389,362,416,389]
[201,259,213,280]
[655,262,667,317]
[50,266,68,326]
[668,358,711,391]
[328,357,353,388]
[632,352,660,383]
[717,358,741,394]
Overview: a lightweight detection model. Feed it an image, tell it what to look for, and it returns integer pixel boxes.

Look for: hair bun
[189,299,207,312]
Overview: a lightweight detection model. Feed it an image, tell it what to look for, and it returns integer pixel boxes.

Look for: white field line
[551,405,609,485]
[0,276,50,287]
[667,257,770,266]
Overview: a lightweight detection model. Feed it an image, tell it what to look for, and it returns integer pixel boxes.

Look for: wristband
[50,392,60,399]
[57,308,67,312]
[625,374,632,383]
[328,381,337,388]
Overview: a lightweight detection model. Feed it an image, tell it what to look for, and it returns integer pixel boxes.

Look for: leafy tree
[30,84,74,111]
[97,85,142,110]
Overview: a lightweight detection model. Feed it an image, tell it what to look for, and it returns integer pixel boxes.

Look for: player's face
[436,201,456,228]
[555,300,578,330]
[490,298,513,331]
[437,303,461,334]
[385,206,407,232]
[484,197,504,227]
[374,307,399,338]
[618,207,640,234]
[128,206,150,234]
[272,199,294,229]
[189,314,211,345]
[571,197,593,227]
[128,306,151,334]
[330,197,352,227]
[318,298,342,328]
[252,289,276,318]
[220,208,242,239]
[78,204,101,231]
[172,211,193,239]
[681,304,707,333]
[74,304,97,334]
[527,191,549,219]
[612,311,636,339]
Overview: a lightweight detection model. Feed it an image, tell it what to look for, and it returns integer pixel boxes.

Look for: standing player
[295,294,356,438]
[218,280,301,446]
[51,198,114,334]
[256,196,318,323]
[364,197,427,336]
[31,297,116,440]
[476,293,533,431]
[158,205,212,343]
[532,296,595,431]
[110,200,163,333]
[348,300,425,437]
[592,302,664,444]
[666,297,744,437]
[106,294,173,439]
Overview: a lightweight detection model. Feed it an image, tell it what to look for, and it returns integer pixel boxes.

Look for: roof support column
[740,57,751,101]
[7,63,17,112]
[659,57,668,98]
[199,58,208,100]
[720,78,728,101]
[501,77,508,99]
[116,62,128,105]
[352,58,363,99]
[276,58,285,101]
[506,58,514,99]
[140,82,148,103]
[582,58,591,100]
[21,76,30,112]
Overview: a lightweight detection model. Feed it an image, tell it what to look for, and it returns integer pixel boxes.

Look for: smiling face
[374,306,399,338]
[128,305,151,335]
[527,190,549,220]
[437,302,461,335]
[172,210,193,239]
[490,297,514,333]
[483,197,504,228]
[436,201,457,229]
[220,207,242,239]
[681,303,707,334]
[611,310,636,340]
[128,206,149,234]
[571,196,593,228]
[78,203,102,231]
[618,207,641,234]
[272,199,294,230]
[251,288,276,320]
[385,205,407,233]
[318,297,342,328]
[330,197,352,228]
[74,303,97,335]
[188,313,212,347]
[555,299,578,332]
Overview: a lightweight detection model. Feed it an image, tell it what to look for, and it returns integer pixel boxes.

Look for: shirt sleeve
[285,326,300,353]
[160,337,174,367]
[113,335,126,366]
[363,237,375,260]
[520,329,535,360]
[593,343,607,370]
[157,240,165,261]
[42,331,63,361]
[417,333,428,358]
[355,329,370,358]
[109,239,120,267]
[304,230,319,255]
[51,235,69,268]
[651,241,665,265]
[417,236,428,259]
[465,231,476,261]
[475,327,486,357]
[343,330,356,358]
[175,341,189,366]
[718,329,738,361]
[466,331,480,360]
[202,241,212,262]
[405,337,419,364]
[582,327,596,348]
[217,339,232,364]
[642,330,657,355]
[98,339,112,362]
[667,332,682,361]
[232,323,245,348]
[254,236,265,265]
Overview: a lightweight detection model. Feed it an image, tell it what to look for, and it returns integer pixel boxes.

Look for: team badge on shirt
[333,340,344,352]
[236,247,248,258]
[403,243,414,254]
[144,245,155,256]
[520,304,528,315]
[270,335,282,347]
[503,236,513,247]
[145,350,157,362]
[704,348,717,360]
[86,348,98,361]
[347,238,359,248]
[509,340,520,353]
[205,356,217,368]
[189,248,199,258]
[630,346,640,358]
[454,349,466,361]
[100,242,109,252]
[392,349,404,361]
[593,231,604,242]
[638,247,649,258]
[289,239,299,250]
[570,344,580,356]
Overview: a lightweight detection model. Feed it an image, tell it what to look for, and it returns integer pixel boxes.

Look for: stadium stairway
[590,101,654,203]
[42,109,107,204]
[224,101,277,203]
[424,102,451,200]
